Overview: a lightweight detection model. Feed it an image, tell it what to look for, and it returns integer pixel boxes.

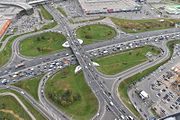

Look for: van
[110,101,114,106]
[120,115,125,119]
[128,116,134,120]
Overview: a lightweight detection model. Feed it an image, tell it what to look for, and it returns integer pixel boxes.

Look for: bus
[15,63,25,69]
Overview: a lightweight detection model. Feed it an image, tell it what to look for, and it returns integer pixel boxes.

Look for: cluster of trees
[36,36,45,42]
[36,47,52,52]
[0,103,6,109]
[48,89,81,107]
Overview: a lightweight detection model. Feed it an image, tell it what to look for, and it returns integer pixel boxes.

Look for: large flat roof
[78,0,140,13]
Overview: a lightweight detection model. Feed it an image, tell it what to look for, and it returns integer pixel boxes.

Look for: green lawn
[40,21,57,30]
[111,18,180,33]
[76,24,117,44]
[57,7,67,17]
[19,32,66,57]
[0,95,32,120]
[1,34,10,42]
[0,111,17,120]
[39,5,53,20]
[72,16,106,24]
[0,89,47,120]
[13,75,43,101]
[95,46,161,75]
[150,107,160,118]
[45,66,98,120]
[118,40,180,119]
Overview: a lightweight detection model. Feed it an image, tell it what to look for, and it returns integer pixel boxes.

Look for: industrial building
[78,0,142,14]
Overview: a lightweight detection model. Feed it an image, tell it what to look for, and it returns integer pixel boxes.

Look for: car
[21,91,24,95]
[127,116,134,120]
[156,93,161,97]
[106,105,111,111]
[109,101,114,106]
[120,115,125,119]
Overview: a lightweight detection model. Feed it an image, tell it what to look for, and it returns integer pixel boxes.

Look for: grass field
[39,5,53,20]
[76,24,117,44]
[20,32,66,57]
[0,89,47,120]
[118,40,180,119]
[0,95,32,120]
[71,16,106,24]
[95,46,161,75]
[0,111,18,120]
[13,75,43,101]
[45,66,98,120]
[40,21,57,30]
[111,18,180,33]
[57,7,67,17]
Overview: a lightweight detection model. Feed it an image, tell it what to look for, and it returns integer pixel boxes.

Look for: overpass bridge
[0,1,33,15]
[28,0,49,5]
[0,0,50,15]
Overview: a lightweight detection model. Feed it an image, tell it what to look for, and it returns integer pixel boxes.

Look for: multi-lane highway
[43,4,180,120]
[0,3,180,120]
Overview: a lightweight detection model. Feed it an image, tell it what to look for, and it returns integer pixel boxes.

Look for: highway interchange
[0,3,180,120]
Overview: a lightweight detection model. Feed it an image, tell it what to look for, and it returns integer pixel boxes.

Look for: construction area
[152,63,180,118]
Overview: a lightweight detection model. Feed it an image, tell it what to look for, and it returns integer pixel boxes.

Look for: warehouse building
[78,0,142,14]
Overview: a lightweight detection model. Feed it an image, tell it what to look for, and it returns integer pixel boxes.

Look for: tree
[85,34,92,39]
[36,37,41,41]
[37,47,41,52]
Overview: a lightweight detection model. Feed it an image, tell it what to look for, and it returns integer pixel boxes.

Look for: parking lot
[128,43,180,119]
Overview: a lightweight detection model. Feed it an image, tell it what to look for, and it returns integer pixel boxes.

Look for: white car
[21,91,24,95]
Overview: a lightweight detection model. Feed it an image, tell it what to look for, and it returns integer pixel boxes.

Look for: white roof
[78,0,140,13]
[140,91,149,98]
[62,41,70,48]
[75,65,82,74]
